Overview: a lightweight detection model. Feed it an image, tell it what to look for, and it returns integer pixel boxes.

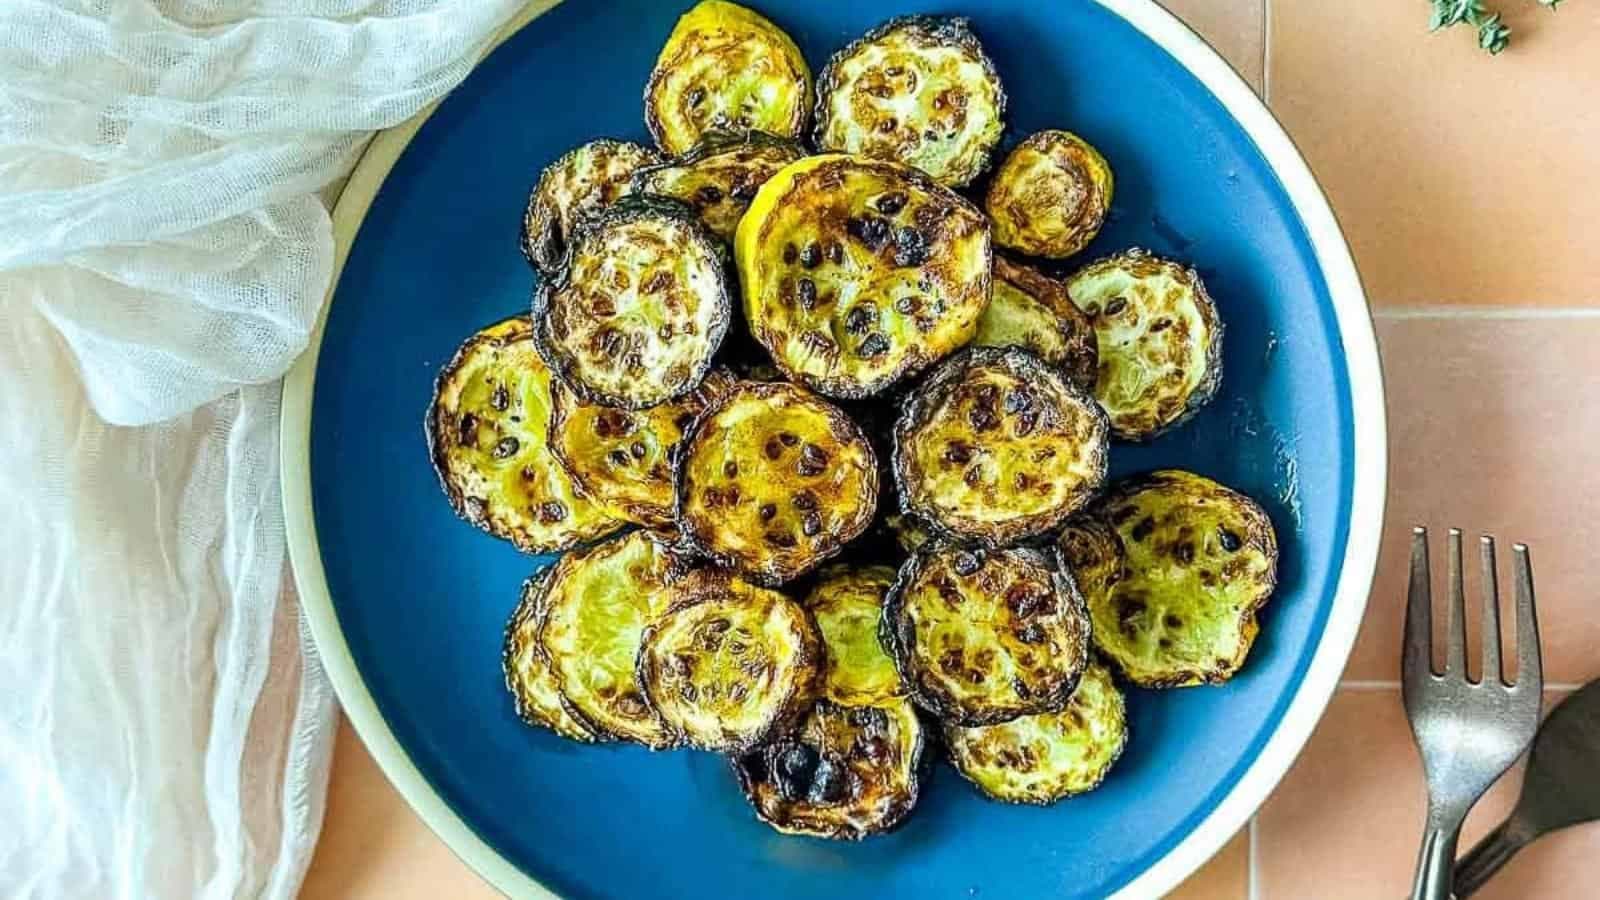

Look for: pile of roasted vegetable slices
[426,0,1282,839]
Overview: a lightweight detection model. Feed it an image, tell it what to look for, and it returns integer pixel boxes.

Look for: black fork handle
[1453,821,1527,898]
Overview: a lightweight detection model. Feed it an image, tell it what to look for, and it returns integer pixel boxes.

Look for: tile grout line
[1248,814,1260,900]
[1340,679,1582,690]
[1373,306,1600,320]
[1260,0,1271,103]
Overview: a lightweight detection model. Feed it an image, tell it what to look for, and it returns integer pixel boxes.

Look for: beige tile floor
[302,1,1600,897]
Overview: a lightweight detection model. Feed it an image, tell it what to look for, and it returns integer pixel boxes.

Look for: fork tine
[1513,544,1542,691]
[1446,529,1468,676]
[1479,536,1504,685]
[1405,526,1434,679]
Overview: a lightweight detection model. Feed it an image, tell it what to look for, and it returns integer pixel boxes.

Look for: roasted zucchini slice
[985,130,1113,260]
[885,544,1091,726]
[736,154,991,399]
[973,257,1099,394]
[502,568,602,743]
[814,16,1005,188]
[733,697,925,839]
[533,197,731,409]
[677,381,879,585]
[1064,249,1223,441]
[944,661,1127,804]
[1057,470,1278,688]
[803,565,904,706]
[893,347,1109,548]
[644,1,812,157]
[539,530,685,747]
[426,316,625,553]
[548,368,735,529]
[630,131,806,241]
[521,139,661,273]
[637,570,822,752]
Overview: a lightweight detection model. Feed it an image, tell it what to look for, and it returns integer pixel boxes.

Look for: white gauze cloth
[0,1,528,897]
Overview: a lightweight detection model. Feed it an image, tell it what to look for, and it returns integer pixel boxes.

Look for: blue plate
[283,1,1385,897]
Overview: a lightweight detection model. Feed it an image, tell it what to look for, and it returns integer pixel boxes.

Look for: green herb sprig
[1428,0,1562,55]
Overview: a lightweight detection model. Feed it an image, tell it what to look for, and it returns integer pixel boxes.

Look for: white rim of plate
[279,1,1388,897]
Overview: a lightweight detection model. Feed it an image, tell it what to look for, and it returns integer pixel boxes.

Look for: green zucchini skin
[532,195,732,410]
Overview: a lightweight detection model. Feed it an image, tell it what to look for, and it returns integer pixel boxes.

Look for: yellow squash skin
[945,661,1127,804]
[733,696,925,839]
[425,316,624,553]
[502,568,602,743]
[972,256,1099,394]
[814,16,1005,188]
[548,369,734,529]
[539,530,685,748]
[637,570,822,752]
[1064,249,1223,441]
[885,544,1091,726]
[985,130,1113,259]
[534,198,730,409]
[736,154,991,399]
[521,139,661,273]
[630,131,806,240]
[677,381,879,585]
[1058,470,1278,688]
[893,347,1109,548]
[644,1,812,157]
[803,565,904,706]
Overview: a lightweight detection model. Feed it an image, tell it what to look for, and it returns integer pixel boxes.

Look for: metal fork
[1403,527,1542,900]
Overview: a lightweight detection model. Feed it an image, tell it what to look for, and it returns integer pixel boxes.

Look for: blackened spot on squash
[457,413,478,446]
[894,295,921,314]
[797,443,829,476]
[1103,297,1128,316]
[1218,527,1243,552]
[952,551,982,576]
[802,511,822,537]
[1108,505,1138,525]
[857,333,889,358]
[963,465,983,488]
[1130,516,1156,542]
[489,385,509,411]
[780,431,800,447]
[765,530,797,548]
[1174,542,1196,564]
[723,460,738,478]
[845,304,876,335]
[764,436,785,460]
[797,277,818,309]
[538,501,567,523]
[943,440,973,465]
[608,449,630,466]
[791,490,817,511]
[875,191,908,215]
[798,242,821,268]
[892,226,929,267]
[847,215,890,250]
[630,441,647,459]
[782,243,798,264]
[1164,614,1183,628]
[826,241,845,265]
[695,184,724,204]
[759,502,778,521]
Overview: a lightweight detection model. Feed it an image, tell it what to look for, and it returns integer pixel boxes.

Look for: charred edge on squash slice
[425,315,625,553]
[1063,248,1224,441]
[644,0,812,157]
[974,256,1099,394]
[883,543,1091,726]
[637,569,823,752]
[813,15,1006,188]
[502,566,604,742]
[1058,469,1278,688]
[732,696,925,839]
[674,380,880,585]
[520,138,662,273]
[985,130,1113,260]
[735,154,992,400]
[532,196,731,409]
[630,129,806,241]
[892,346,1109,548]
[944,660,1127,804]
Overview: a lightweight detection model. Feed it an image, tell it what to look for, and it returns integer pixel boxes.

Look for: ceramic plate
[282,1,1386,896]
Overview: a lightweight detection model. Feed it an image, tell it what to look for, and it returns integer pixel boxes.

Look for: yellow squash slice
[630,130,806,240]
[502,567,602,742]
[985,130,1113,259]
[426,316,624,553]
[1058,470,1278,688]
[644,1,812,156]
[736,154,991,399]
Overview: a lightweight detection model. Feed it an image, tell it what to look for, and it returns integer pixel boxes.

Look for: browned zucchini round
[735,154,992,399]
[426,316,625,553]
[644,1,812,157]
[521,139,661,273]
[539,530,686,748]
[944,660,1127,804]
[885,544,1091,726]
[1063,249,1223,441]
[814,16,1005,188]
[630,130,806,241]
[533,197,731,409]
[733,697,925,839]
[548,368,735,529]
[984,130,1114,259]
[973,257,1099,394]
[892,347,1109,548]
[803,565,904,706]
[1058,470,1278,688]
[502,567,603,742]
[637,570,822,752]
[676,381,879,585]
